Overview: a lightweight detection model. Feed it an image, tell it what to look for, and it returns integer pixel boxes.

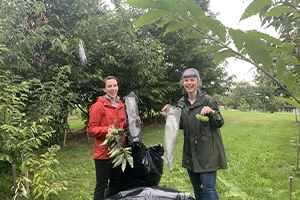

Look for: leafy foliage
[101,120,133,172]
[0,70,55,197]
[126,0,300,109]
[21,145,67,200]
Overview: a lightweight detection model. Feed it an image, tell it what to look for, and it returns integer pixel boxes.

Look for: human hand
[160,105,169,115]
[201,106,215,116]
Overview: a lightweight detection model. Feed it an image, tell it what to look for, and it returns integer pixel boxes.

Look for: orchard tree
[126,0,300,110]
[0,0,169,132]
[231,81,257,110]
[140,0,235,106]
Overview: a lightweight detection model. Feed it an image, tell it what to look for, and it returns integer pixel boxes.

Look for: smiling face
[182,77,200,94]
[103,79,119,101]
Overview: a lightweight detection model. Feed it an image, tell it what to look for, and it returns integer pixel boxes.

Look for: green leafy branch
[21,145,67,200]
[126,0,300,109]
[101,119,133,172]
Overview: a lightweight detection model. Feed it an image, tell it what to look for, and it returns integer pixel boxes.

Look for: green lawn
[49,109,300,199]
[68,115,86,131]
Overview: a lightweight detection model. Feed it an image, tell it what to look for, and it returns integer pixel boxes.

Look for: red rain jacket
[88,96,127,160]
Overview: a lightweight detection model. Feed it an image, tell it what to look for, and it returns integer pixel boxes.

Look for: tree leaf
[250,30,282,46]
[121,158,127,172]
[244,32,264,62]
[269,52,283,57]
[256,47,273,70]
[263,45,281,52]
[163,22,190,37]
[203,45,225,51]
[0,45,9,51]
[183,32,209,40]
[161,0,188,21]
[126,0,174,13]
[213,50,236,62]
[283,71,296,92]
[240,0,272,21]
[203,17,226,43]
[156,18,171,28]
[285,55,300,64]
[264,6,296,17]
[276,97,300,110]
[275,58,287,81]
[182,1,207,30]
[126,154,134,168]
[136,10,169,28]
[280,43,294,54]
[228,29,245,51]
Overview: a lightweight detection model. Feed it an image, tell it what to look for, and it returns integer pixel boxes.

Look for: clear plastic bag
[162,105,181,170]
[123,92,142,145]
[76,40,87,67]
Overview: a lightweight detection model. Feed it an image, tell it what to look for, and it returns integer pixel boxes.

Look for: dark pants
[94,159,122,200]
[187,169,219,200]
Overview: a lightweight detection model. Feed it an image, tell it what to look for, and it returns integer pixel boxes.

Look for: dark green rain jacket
[177,90,227,173]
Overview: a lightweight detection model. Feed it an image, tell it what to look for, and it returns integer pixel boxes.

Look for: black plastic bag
[120,143,164,191]
[104,186,195,200]
[142,143,164,184]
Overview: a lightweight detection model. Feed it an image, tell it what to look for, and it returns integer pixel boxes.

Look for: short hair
[102,76,119,88]
[180,68,202,89]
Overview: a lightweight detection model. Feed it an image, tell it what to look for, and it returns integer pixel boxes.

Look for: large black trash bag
[104,186,195,200]
[143,144,164,185]
[120,143,164,191]
[123,92,142,146]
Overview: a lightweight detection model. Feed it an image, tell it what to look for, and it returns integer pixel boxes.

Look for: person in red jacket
[88,76,127,200]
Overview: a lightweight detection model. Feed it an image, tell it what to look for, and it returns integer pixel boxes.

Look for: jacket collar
[183,89,206,107]
[97,95,122,108]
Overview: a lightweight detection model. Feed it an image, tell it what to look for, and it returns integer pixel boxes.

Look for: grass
[68,115,86,131]
[48,109,300,200]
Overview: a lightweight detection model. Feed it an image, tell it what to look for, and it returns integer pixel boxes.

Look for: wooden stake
[297,146,300,170]
[25,170,30,197]
[299,127,300,144]
[12,164,19,200]
[290,176,293,200]
[63,127,67,147]
[63,116,68,146]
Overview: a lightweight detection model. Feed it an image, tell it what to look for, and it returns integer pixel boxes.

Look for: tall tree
[142,0,234,105]
[0,0,170,126]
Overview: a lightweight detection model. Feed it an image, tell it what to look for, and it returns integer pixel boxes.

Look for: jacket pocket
[200,130,212,142]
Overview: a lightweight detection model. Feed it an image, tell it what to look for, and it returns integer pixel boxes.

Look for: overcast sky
[209,0,278,82]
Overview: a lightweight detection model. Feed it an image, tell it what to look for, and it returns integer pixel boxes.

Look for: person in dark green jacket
[162,68,227,200]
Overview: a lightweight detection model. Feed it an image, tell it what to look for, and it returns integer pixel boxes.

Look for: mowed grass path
[51,110,300,200]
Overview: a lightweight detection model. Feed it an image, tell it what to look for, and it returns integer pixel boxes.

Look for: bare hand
[201,106,215,116]
[160,105,169,115]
